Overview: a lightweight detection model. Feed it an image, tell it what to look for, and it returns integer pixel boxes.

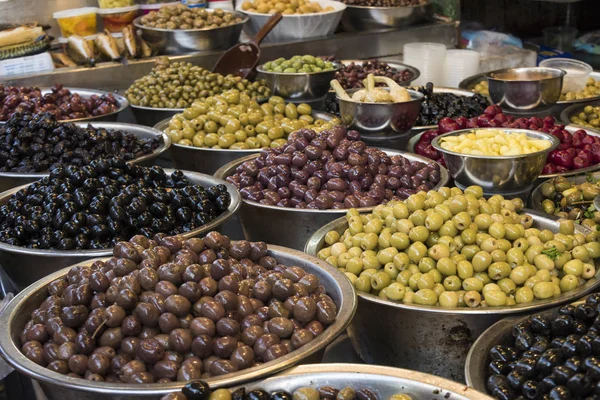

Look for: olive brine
[0,159,231,250]
[19,233,338,382]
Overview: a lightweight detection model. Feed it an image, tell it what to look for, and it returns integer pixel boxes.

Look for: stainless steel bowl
[530,173,600,215]
[0,122,171,194]
[0,170,241,288]
[131,104,184,127]
[133,12,248,55]
[340,1,432,31]
[486,67,566,113]
[0,88,129,124]
[257,62,342,102]
[305,210,599,382]
[465,298,588,394]
[431,128,560,193]
[153,110,337,175]
[408,125,600,180]
[0,247,356,400]
[410,87,482,132]
[237,363,492,400]
[214,149,448,250]
[338,89,424,140]
[560,99,600,129]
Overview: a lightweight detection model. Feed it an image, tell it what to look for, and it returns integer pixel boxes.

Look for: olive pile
[261,56,336,74]
[139,6,244,30]
[569,105,600,129]
[0,159,231,250]
[561,77,600,101]
[19,233,338,382]
[166,92,341,149]
[539,176,600,229]
[162,380,414,400]
[225,126,442,210]
[334,60,415,90]
[317,186,600,307]
[0,113,163,173]
[125,58,270,109]
[416,83,490,126]
[486,294,600,400]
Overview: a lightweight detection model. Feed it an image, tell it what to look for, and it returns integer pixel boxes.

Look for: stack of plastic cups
[403,42,447,86]
[443,49,480,88]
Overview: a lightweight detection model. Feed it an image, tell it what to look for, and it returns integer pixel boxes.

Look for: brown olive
[190,317,216,337]
[68,354,89,375]
[291,329,314,349]
[87,353,110,375]
[263,343,288,362]
[57,342,77,361]
[253,333,280,359]
[230,345,255,369]
[169,328,193,353]
[209,359,239,376]
[153,360,179,380]
[110,354,132,375]
[48,360,69,374]
[213,336,238,358]
[137,338,165,364]
[191,335,213,358]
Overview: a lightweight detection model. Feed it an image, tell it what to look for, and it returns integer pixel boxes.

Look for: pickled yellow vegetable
[439,129,552,156]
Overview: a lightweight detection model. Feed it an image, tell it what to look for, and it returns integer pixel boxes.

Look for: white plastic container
[209,0,233,10]
[443,49,480,88]
[236,0,345,43]
[540,57,592,93]
[403,42,447,86]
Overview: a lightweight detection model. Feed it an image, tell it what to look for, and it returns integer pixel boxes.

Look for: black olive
[182,381,210,400]
[247,390,270,400]
[270,391,292,400]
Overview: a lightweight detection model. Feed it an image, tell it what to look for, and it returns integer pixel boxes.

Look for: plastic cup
[403,42,446,86]
[543,26,578,51]
[53,7,98,37]
[443,49,480,88]
[540,58,592,94]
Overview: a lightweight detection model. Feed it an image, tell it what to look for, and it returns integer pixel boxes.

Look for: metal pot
[153,111,338,175]
[236,363,492,399]
[0,246,356,400]
[214,149,449,250]
[464,298,588,394]
[0,122,171,193]
[0,170,241,288]
[304,210,600,382]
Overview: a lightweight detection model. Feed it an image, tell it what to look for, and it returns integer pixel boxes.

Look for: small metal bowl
[133,11,248,55]
[257,62,343,102]
[0,122,171,193]
[464,298,588,393]
[340,1,432,31]
[560,99,600,130]
[0,88,129,124]
[486,67,566,114]
[154,110,338,175]
[431,128,559,193]
[530,173,600,216]
[214,149,448,250]
[0,247,356,400]
[236,363,491,400]
[130,104,184,127]
[338,89,424,140]
[305,210,599,382]
[0,170,241,288]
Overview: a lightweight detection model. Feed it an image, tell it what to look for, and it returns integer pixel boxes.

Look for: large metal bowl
[214,149,448,250]
[408,125,600,180]
[431,128,560,193]
[257,62,342,102]
[486,67,566,114]
[0,246,356,400]
[560,99,600,130]
[0,122,171,193]
[530,173,600,215]
[133,11,248,55]
[0,170,241,288]
[154,110,337,175]
[131,104,184,127]
[237,363,491,400]
[338,89,424,140]
[237,0,345,43]
[464,298,587,394]
[305,210,599,382]
[0,88,129,124]
[340,1,432,31]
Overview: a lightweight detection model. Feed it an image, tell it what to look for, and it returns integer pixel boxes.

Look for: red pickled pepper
[413,104,600,174]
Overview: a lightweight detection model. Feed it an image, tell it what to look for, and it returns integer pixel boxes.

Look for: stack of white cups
[403,42,447,86]
[443,49,481,88]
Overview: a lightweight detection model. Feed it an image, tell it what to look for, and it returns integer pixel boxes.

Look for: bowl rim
[341,0,431,10]
[304,209,600,315]
[237,0,346,16]
[486,67,567,82]
[129,103,185,112]
[335,87,424,105]
[0,247,357,394]
[133,10,249,32]
[257,60,343,76]
[214,148,449,214]
[0,170,241,257]
[154,110,339,153]
[431,127,560,160]
[0,122,171,179]
[0,87,129,124]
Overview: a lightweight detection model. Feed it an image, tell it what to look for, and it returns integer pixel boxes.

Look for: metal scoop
[212,12,282,80]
